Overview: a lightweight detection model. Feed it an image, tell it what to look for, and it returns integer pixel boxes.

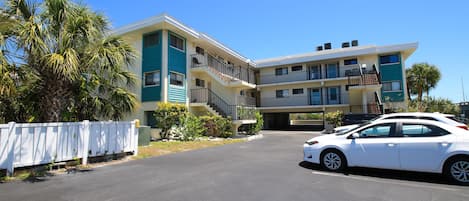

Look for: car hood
[306,133,343,143]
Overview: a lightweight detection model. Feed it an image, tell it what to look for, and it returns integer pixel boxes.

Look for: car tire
[321,149,347,172]
[444,156,469,185]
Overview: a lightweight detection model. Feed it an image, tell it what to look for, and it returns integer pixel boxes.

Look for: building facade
[114,14,418,131]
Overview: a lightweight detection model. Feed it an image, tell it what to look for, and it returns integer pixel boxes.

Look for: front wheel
[445,157,469,185]
[321,150,346,171]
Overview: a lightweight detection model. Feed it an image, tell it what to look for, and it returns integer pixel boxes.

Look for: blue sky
[83,0,469,102]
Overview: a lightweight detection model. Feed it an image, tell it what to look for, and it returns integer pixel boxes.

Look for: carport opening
[263,112,324,131]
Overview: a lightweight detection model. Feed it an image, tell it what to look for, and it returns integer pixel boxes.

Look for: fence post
[6,122,16,176]
[82,120,90,166]
[131,120,138,156]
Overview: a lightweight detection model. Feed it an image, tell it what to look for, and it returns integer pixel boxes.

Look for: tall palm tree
[406,62,441,102]
[3,0,137,122]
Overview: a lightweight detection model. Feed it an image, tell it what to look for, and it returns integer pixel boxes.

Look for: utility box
[138,126,151,146]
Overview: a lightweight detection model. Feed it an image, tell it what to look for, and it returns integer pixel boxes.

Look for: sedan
[303,119,469,184]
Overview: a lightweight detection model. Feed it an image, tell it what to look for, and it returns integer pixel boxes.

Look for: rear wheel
[321,150,346,171]
[445,157,469,185]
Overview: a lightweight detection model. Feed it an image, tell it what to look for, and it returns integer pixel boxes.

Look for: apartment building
[256,42,417,129]
[113,14,257,131]
[114,14,418,131]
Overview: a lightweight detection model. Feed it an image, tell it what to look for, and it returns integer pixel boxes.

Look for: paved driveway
[1,130,469,201]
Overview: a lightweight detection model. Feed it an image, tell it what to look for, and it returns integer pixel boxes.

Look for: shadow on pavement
[298,161,461,186]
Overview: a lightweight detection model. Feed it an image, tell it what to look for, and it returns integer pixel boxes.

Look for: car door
[398,123,454,172]
[348,123,400,169]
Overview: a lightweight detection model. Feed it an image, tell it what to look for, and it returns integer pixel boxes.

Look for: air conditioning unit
[351,40,359,47]
[342,42,350,48]
[316,46,323,51]
[324,43,332,50]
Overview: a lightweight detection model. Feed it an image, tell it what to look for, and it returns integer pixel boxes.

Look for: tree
[406,63,441,102]
[408,97,459,115]
[1,0,137,122]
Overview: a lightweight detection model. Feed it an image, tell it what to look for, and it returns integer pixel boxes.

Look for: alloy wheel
[450,161,469,183]
[323,152,342,170]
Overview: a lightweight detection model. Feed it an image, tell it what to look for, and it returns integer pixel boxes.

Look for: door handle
[387,143,396,147]
[439,142,450,147]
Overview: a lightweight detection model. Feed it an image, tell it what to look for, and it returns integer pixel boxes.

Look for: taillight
[457,125,469,130]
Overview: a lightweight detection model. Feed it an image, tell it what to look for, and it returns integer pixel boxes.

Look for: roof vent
[342,42,350,48]
[316,46,323,51]
[324,43,332,50]
[351,40,359,47]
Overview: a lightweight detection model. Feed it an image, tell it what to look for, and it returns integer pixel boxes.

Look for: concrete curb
[246,134,264,141]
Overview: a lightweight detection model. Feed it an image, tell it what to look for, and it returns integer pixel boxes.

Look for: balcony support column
[362,90,368,113]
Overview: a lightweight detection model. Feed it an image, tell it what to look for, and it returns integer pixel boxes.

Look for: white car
[330,112,468,134]
[304,119,469,184]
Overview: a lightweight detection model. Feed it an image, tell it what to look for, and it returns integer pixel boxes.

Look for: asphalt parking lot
[1,130,469,201]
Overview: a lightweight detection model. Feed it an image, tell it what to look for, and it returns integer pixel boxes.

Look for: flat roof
[254,42,418,68]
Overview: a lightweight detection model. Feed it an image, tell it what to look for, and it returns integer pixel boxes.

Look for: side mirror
[348,133,360,139]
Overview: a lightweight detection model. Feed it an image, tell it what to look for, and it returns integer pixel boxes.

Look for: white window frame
[382,81,402,92]
[143,70,160,87]
[275,67,288,76]
[169,71,185,87]
[169,33,185,52]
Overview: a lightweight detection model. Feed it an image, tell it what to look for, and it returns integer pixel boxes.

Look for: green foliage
[246,111,264,135]
[200,115,234,138]
[406,63,441,102]
[289,113,322,120]
[408,97,460,115]
[154,102,188,139]
[0,0,137,122]
[178,114,206,141]
[324,111,344,127]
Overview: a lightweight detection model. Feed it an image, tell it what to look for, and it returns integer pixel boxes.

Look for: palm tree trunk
[39,79,71,122]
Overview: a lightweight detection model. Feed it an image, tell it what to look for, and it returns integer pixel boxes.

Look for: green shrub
[180,114,206,141]
[154,102,187,139]
[324,111,344,127]
[200,115,233,138]
[245,111,263,135]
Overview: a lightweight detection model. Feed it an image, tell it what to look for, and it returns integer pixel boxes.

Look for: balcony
[190,88,256,121]
[347,68,381,91]
[191,53,255,86]
[259,67,368,85]
[260,92,350,107]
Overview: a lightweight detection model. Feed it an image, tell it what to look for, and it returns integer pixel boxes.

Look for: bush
[245,111,263,135]
[324,111,344,127]
[200,115,233,138]
[408,97,460,115]
[154,102,187,139]
[180,114,206,141]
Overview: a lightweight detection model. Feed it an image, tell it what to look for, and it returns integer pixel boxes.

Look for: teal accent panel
[168,32,187,74]
[168,84,186,103]
[379,53,404,102]
[141,31,162,102]
[167,31,186,103]
[382,91,405,102]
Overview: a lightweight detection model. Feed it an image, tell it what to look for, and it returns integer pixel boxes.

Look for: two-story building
[114,14,417,131]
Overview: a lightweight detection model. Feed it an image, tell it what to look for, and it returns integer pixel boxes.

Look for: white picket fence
[0,120,138,175]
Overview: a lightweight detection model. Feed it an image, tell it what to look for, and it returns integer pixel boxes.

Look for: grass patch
[135,138,245,159]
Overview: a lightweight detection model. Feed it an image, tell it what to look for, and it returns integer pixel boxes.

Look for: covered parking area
[260,106,325,131]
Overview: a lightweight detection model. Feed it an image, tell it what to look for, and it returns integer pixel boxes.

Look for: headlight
[305,140,318,145]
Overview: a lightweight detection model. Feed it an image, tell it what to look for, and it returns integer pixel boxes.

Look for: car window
[357,123,394,138]
[401,124,450,137]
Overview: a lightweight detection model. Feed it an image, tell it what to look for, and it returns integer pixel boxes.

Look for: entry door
[348,123,400,169]
[310,88,322,105]
[327,87,340,105]
[398,123,454,172]
[326,63,338,78]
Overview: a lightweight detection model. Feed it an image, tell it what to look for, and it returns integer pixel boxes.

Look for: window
[380,54,400,64]
[310,65,321,79]
[310,88,322,105]
[326,63,338,78]
[276,89,289,98]
[344,58,358,65]
[401,124,449,137]
[275,67,288,76]
[195,78,205,87]
[292,88,304,95]
[143,32,159,48]
[170,72,184,87]
[144,71,160,86]
[382,81,401,91]
[169,34,184,51]
[358,123,394,138]
[291,65,303,71]
[327,87,340,104]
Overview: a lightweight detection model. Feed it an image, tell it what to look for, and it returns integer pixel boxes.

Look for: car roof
[381,112,454,118]
[366,118,461,131]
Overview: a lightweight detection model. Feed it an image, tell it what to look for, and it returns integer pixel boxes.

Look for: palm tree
[406,62,441,102]
[3,0,137,122]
